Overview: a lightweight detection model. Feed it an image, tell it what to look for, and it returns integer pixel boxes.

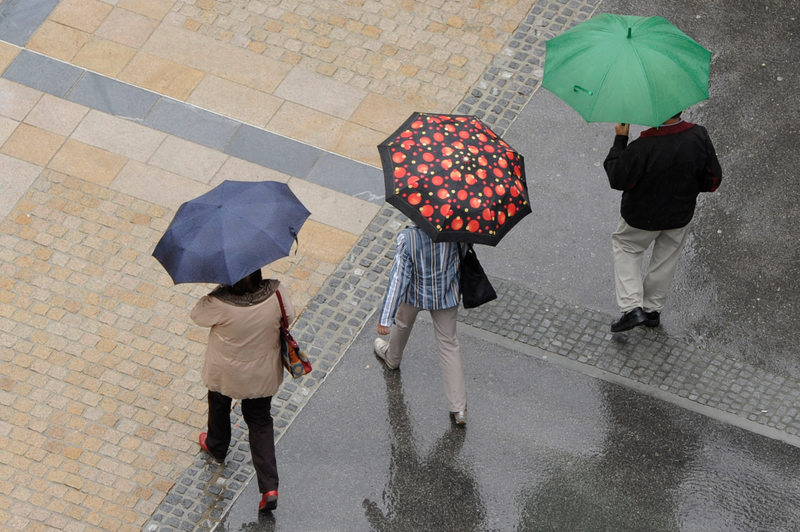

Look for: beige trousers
[387,303,466,412]
[612,216,692,313]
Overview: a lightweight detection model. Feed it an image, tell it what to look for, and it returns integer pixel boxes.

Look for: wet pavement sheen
[219,317,800,532]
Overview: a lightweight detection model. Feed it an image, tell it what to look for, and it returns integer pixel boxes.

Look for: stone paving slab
[2,49,84,97]
[67,72,162,122]
[0,0,59,47]
[0,52,387,205]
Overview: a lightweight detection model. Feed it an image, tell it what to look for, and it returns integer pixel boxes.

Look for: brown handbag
[275,290,312,378]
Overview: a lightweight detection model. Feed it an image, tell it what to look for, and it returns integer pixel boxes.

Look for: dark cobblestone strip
[460,279,800,436]
[455,0,601,136]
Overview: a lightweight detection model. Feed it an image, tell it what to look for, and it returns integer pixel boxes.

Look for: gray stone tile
[0,0,59,46]
[2,50,83,97]
[305,152,384,204]
[224,125,322,178]
[67,72,161,123]
[143,98,241,151]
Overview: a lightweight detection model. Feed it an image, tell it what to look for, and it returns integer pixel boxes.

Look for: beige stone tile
[210,157,291,187]
[141,25,291,93]
[274,67,368,120]
[70,110,166,162]
[71,36,136,77]
[26,21,90,62]
[118,52,204,100]
[186,75,284,128]
[111,159,211,210]
[295,219,359,265]
[94,7,157,49]
[0,42,20,73]
[350,93,417,135]
[49,0,113,33]
[287,178,380,236]
[117,0,175,20]
[334,121,384,168]
[147,136,228,184]
[0,154,43,219]
[0,123,65,166]
[267,102,343,152]
[0,79,42,121]
[0,117,18,145]
[49,139,127,186]
[24,94,90,136]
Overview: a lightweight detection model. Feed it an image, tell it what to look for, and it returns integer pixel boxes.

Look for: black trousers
[206,390,278,493]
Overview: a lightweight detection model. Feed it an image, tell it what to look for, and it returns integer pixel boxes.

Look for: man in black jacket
[603,112,722,333]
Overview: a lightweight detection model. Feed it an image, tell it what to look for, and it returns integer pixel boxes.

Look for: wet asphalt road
[219,317,800,531]
[218,1,800,530]
[488,0,800,377]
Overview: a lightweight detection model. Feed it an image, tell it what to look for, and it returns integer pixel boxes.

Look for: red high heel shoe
[259,490,278,512]
[198,432,224,464]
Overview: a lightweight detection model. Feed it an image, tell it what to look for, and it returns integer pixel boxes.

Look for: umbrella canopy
[542,14,712,127]
[153,180,310,285]
[378,113,531,246]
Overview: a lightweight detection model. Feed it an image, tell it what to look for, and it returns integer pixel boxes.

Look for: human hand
[615,123,630,136]
[376,324,390,336]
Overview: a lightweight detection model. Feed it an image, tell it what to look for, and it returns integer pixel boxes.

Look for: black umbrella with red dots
[378,112,531,246]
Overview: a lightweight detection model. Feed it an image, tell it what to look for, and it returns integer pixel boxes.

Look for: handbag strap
[275,289,290,333]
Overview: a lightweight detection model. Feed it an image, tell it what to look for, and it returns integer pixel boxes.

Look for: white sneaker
[373,339,397,369]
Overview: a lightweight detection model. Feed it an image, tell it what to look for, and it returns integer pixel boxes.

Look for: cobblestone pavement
[167,0,538,114]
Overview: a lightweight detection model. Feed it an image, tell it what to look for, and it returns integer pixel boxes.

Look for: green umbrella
[542,14,712,127]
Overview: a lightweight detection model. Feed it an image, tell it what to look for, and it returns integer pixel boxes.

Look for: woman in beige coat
[191,269,295,513]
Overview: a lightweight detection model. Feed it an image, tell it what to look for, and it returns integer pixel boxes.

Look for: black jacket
[604,122,722,230]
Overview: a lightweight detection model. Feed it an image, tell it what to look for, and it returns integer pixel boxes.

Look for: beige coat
[191,283,296,400]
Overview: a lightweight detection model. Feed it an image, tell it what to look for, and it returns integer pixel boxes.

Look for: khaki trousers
[612,216,692,313]
[387,303,466,412]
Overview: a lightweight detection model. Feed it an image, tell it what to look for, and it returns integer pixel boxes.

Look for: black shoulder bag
[459,243,497,309]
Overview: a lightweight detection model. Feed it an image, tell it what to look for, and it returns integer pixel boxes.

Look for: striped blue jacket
[379,227,461,327]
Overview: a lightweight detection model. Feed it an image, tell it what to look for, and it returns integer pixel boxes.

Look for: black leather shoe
[644,311,660,327]
[610,307,646,333]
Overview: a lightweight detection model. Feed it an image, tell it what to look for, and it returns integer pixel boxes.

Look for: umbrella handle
[289,227,299,255]
[573,85,594,96]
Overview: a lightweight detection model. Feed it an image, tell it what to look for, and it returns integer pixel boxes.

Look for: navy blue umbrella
[153,181,311,285]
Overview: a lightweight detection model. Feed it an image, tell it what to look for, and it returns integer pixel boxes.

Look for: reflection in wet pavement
[518,382,697,531]
[363,370,485,531]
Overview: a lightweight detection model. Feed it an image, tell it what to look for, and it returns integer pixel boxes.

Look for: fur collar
[209,279,280,306]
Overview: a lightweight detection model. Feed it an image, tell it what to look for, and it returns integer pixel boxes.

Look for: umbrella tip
[627,27,632,38]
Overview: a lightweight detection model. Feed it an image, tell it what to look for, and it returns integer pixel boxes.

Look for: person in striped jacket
[374,225,467,425]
